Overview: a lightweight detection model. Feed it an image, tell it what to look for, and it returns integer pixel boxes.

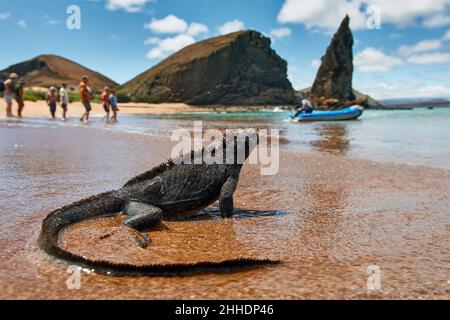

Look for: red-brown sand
[0,124,448,299]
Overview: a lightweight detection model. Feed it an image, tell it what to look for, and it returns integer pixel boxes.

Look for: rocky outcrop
[0,55,118,91]
[121,30,296,105]
[307,15,384,109]
[311,15,355,103]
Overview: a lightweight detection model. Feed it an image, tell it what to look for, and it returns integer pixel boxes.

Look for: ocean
[2,108,449,169]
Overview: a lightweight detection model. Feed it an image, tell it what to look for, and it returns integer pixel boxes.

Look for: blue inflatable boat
[289,105,364,122]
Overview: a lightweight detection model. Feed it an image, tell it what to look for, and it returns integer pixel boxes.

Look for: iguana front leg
[122,201,163,231]
[219,172,239,218]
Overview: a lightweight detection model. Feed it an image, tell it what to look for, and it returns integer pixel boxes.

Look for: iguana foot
[131,232,150,249]
[97,227,150,249]
[219,196,234,218]
[122,201,163,231]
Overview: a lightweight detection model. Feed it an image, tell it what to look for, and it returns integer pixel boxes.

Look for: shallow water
[3,108,449,169]
[0,109,449,299]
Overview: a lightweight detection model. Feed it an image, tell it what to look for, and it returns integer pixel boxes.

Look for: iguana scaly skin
[38,129,279,275]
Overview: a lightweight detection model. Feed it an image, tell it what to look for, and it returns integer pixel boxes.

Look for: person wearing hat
[79,75,92,122]
[3,73,19,117]
[15,78,25,118]
[292,97,314,118]
[45,86,58,120]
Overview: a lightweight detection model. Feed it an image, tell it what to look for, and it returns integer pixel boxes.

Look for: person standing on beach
[109,89,119,122]
[59,83,69,121]
[45,87,58,120]
[3,73,18,117]
[15,78,25,118]
[101,86,110,122]
[79,76,92,122]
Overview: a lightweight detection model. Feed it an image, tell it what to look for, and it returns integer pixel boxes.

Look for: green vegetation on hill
[23,90,46,102]
[116,92,131,103]
[16,89,103,103]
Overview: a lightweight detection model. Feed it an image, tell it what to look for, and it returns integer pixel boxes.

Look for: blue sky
[1,0,450,99]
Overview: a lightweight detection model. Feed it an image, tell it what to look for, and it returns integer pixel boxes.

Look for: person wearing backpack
[3,73,18,117]
[109,89,119,122]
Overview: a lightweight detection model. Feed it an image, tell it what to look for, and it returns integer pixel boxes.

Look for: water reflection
[310,123,350,155]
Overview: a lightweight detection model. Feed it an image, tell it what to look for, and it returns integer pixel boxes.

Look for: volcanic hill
[121,30,296,105]
[0,54,118,91]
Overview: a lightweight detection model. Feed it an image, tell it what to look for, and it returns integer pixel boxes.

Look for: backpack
[0,80,5,93]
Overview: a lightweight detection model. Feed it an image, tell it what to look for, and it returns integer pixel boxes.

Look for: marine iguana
[38,129,279,275]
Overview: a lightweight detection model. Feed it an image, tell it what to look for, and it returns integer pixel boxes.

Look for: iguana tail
[38,191,279,276]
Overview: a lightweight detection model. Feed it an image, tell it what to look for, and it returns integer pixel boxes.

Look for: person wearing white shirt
[59,83,70,120]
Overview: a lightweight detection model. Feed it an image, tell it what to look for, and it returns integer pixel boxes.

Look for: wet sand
[0,124,449,299]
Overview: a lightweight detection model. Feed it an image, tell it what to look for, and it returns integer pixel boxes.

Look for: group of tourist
[2,73,119,122]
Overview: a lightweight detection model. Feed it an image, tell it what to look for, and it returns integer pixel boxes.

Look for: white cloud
[407,52,450,64]
[423,14,450,28]
[354,47,403,72]
[217,20,245,35]
[277,0,450,31]
[443,29,450,41]
[145,15,189,34]
[369,0,450,27]
[186,22,209,36]
[269,27,292,39]
[17,19,27,28]
[145,34,196,59]
[144,15,208,36]
[311,59,321,68]
[144,37,160,45]
[417,84,450,97]
[43,15,62,25]
[359,81,450,99]
[277,0,367,31]
[376,82,397,91]
[143,15,209,59]
[106,0,152,12]
[0,12,11,21]
[48,20,62,25]
[398,39,442,56]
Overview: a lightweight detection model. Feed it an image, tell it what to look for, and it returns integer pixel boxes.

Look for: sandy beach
[0,115,449,299]
[0,100,218,117]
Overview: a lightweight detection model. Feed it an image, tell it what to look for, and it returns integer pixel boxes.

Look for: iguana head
[223,128,259,165]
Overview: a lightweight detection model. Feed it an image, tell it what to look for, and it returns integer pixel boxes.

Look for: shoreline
[0,100,280,118]
[2,100,446,119]
[0,100,286,118]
